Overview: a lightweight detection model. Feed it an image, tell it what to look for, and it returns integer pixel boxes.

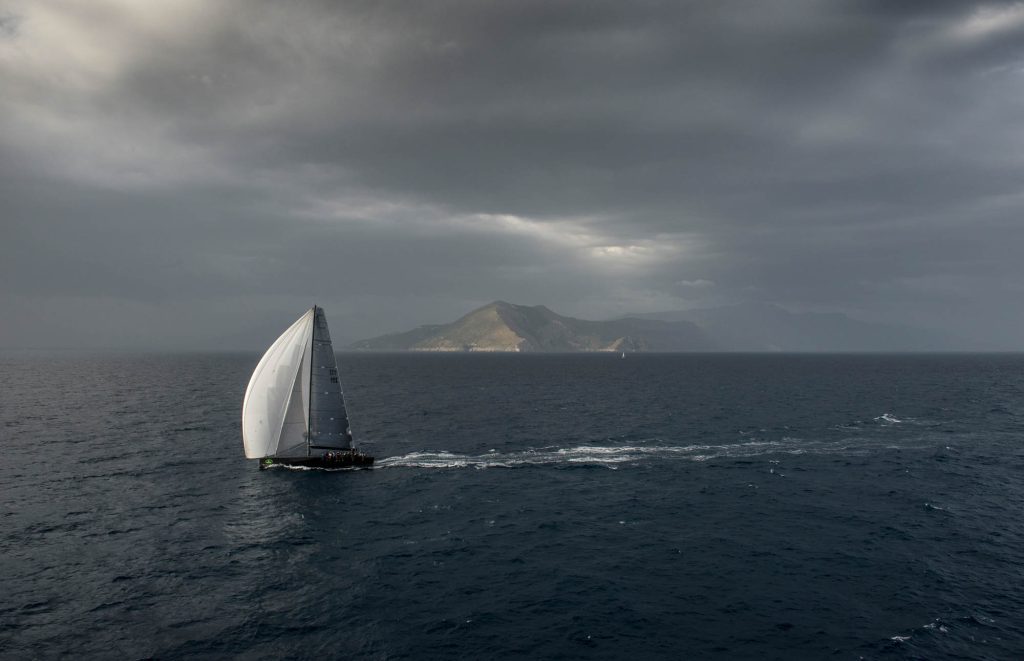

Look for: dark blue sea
[3,353,1024,659]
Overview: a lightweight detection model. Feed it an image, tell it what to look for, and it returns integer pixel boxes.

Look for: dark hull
[260,452,375,470]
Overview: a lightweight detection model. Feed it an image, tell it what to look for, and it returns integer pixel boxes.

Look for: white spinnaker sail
[242,309,314,459]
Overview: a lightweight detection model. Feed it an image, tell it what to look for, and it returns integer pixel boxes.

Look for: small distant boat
[242,306,373,470]
[621,351,626,359]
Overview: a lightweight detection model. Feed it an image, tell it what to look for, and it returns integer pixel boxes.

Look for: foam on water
[266,464,366,472]
[376,435,934,469]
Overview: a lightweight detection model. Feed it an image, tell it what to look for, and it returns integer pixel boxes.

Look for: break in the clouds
[2,0,1023,348]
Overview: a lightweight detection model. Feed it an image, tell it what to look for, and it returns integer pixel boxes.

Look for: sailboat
[242,306,374,470]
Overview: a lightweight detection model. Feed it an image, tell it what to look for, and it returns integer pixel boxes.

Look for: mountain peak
[479,300,550,312]
[350,301,715,352]
[350,300,951,353]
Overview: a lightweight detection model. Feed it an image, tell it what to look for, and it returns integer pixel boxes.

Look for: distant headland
[347,301,954,353]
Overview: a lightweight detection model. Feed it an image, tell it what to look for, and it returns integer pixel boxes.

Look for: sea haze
[2,352,1023,658]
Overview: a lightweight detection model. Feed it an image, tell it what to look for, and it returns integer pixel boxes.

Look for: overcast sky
[2,0,1023,349]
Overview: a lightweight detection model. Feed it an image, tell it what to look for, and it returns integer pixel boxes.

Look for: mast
[307,305,316,457]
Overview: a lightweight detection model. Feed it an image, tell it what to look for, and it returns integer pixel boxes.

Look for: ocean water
[2,352,1023,659]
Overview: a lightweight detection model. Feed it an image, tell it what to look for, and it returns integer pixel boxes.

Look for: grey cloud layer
[2,0,1023,348]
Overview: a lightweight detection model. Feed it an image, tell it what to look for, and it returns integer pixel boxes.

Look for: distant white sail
[242,309,314,459]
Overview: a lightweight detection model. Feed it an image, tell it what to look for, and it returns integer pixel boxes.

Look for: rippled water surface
[2,352,1023,659]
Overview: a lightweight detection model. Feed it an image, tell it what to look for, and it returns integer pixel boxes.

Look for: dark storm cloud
[2,0,1023,348]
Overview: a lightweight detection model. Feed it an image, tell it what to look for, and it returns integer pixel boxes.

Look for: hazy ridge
[348,300,954,352]
[348,301,715,352]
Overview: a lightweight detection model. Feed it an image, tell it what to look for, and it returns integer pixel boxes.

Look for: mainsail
[242,306,351,459]
[308,307,352,451]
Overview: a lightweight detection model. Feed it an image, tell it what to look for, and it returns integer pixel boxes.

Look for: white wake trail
[374,438,864,470]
